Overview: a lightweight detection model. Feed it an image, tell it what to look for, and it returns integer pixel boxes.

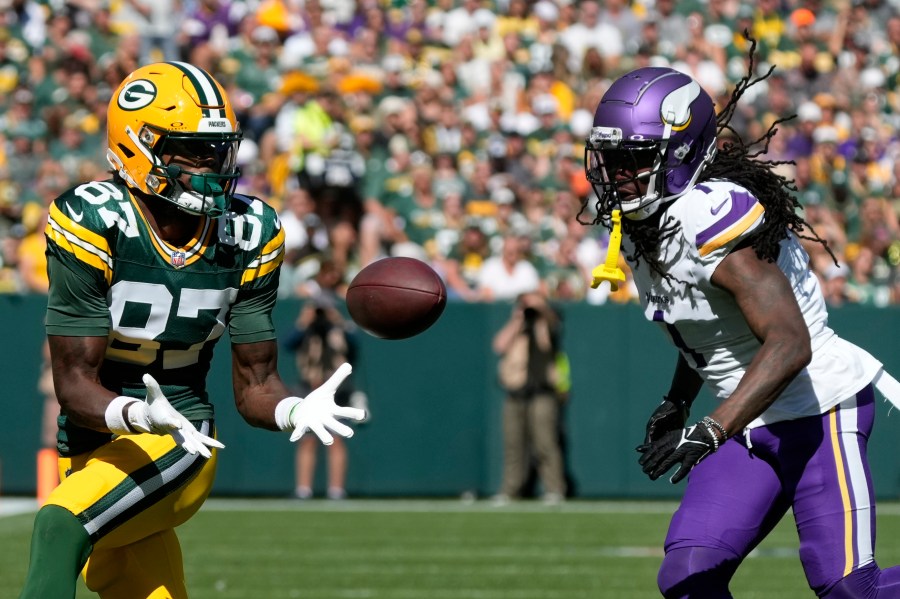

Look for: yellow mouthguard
[590,209,627,291]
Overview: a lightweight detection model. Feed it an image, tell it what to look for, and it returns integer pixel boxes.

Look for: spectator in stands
[477,234,541,301]
[543,234,589,301]
[651,0,690,59]
[181,0,241,52]
[786,101,823,160]
[16,200,49,294]
[0,0,897,308]
[443,220,490,302]
[122,0,182,63]
[228,24,284,142]
[847,244,893,306]
[821,260,853,307]
[602,0,642,55]
[387,159,444,261]
[442,0,481,47]
[559,1,623,76]
[279,186,330,295]
[358,134,416,264]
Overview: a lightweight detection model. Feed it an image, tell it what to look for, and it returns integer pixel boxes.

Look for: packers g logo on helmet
[117,80,157,111]
[106,62,242,217]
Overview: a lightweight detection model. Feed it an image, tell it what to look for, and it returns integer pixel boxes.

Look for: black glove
[637,418,721,484]
[636,397,690,450]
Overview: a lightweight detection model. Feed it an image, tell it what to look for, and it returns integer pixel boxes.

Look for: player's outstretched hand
[276,363,367,445]
[129,374,225,458]
[637,421,718,484]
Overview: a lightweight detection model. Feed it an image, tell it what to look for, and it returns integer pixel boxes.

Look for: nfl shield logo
[171,251,186,268]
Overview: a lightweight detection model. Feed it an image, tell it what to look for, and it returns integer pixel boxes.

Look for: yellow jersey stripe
[46,205,114,284]
[829,408,855,577]
[241,229,284,285]
[698,203,765,257]
[260,226,285,258]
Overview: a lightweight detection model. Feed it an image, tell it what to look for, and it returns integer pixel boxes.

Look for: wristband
[275,396,303,431]
[701,421,719,451]
[701,416,728,443]
[105,396,139,435]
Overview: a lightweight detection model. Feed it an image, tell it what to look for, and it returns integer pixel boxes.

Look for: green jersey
[45,179,285,455]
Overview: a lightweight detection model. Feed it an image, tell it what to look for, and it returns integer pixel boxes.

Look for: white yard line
[199,498,683,514]
[0,497,38,518]
[7,495,900,518]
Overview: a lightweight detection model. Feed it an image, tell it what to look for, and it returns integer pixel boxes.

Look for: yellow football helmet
[107,61,243,217]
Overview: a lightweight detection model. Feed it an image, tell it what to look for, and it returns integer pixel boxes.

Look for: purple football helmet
[584,67,717,221]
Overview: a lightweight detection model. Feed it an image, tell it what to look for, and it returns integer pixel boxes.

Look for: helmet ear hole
[677,143,697,167]
[117,144,135,159]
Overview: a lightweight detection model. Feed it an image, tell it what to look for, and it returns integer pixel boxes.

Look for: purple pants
[659,384,900,598]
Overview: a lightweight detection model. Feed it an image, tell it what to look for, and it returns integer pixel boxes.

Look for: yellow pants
[45,421,218,599]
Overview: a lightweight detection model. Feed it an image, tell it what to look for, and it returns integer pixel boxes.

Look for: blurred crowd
[2,0,900,306]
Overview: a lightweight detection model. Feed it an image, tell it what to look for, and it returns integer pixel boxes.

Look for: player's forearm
[665,354,703,409]
[231,340,291,430]
[709,334,811,436]
[48,335,119,431]
[56,378,120,431]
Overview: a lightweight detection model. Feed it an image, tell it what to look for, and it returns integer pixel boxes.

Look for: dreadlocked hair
[702,36,835,266]
[623,35,835,279]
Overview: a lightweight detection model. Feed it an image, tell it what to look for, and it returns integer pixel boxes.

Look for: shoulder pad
[227,194,279,224]
[228,193,258,215]
[48,180,137,238]
[677,181,765,258]
[220,194,283,256]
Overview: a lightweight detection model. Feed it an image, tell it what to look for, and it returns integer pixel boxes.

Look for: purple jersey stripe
[695,189,760,249]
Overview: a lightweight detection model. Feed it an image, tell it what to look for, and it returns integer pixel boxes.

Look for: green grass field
[4,498,900,598]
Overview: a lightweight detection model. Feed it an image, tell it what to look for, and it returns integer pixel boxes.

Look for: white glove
[275,363,367,445]
[105,374,225,458]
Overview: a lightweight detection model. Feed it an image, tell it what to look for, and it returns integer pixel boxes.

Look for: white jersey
[624,180,882,429]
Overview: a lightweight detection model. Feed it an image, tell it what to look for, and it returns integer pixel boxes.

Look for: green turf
[3,499,900,598]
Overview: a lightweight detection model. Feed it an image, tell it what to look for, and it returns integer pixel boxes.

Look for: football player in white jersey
[583,60,900,597]
[19,62,366,599]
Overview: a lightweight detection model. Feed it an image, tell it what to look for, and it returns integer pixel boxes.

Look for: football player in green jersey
[19,62,366,599]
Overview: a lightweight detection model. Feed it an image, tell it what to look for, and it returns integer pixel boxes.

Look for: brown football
[346,257,447,340]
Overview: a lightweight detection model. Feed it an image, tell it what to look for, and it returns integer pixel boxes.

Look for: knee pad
[658,546,741,599]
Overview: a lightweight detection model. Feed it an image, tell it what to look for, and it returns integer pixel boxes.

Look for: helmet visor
[587,144,658,185]
[159,134,241,176]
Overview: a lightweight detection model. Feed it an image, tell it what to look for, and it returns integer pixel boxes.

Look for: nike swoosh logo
[710,199,728,215]
[65,202,83,222]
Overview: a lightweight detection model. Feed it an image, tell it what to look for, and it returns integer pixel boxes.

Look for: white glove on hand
[275,363,367,445]
[128,374,225,458]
